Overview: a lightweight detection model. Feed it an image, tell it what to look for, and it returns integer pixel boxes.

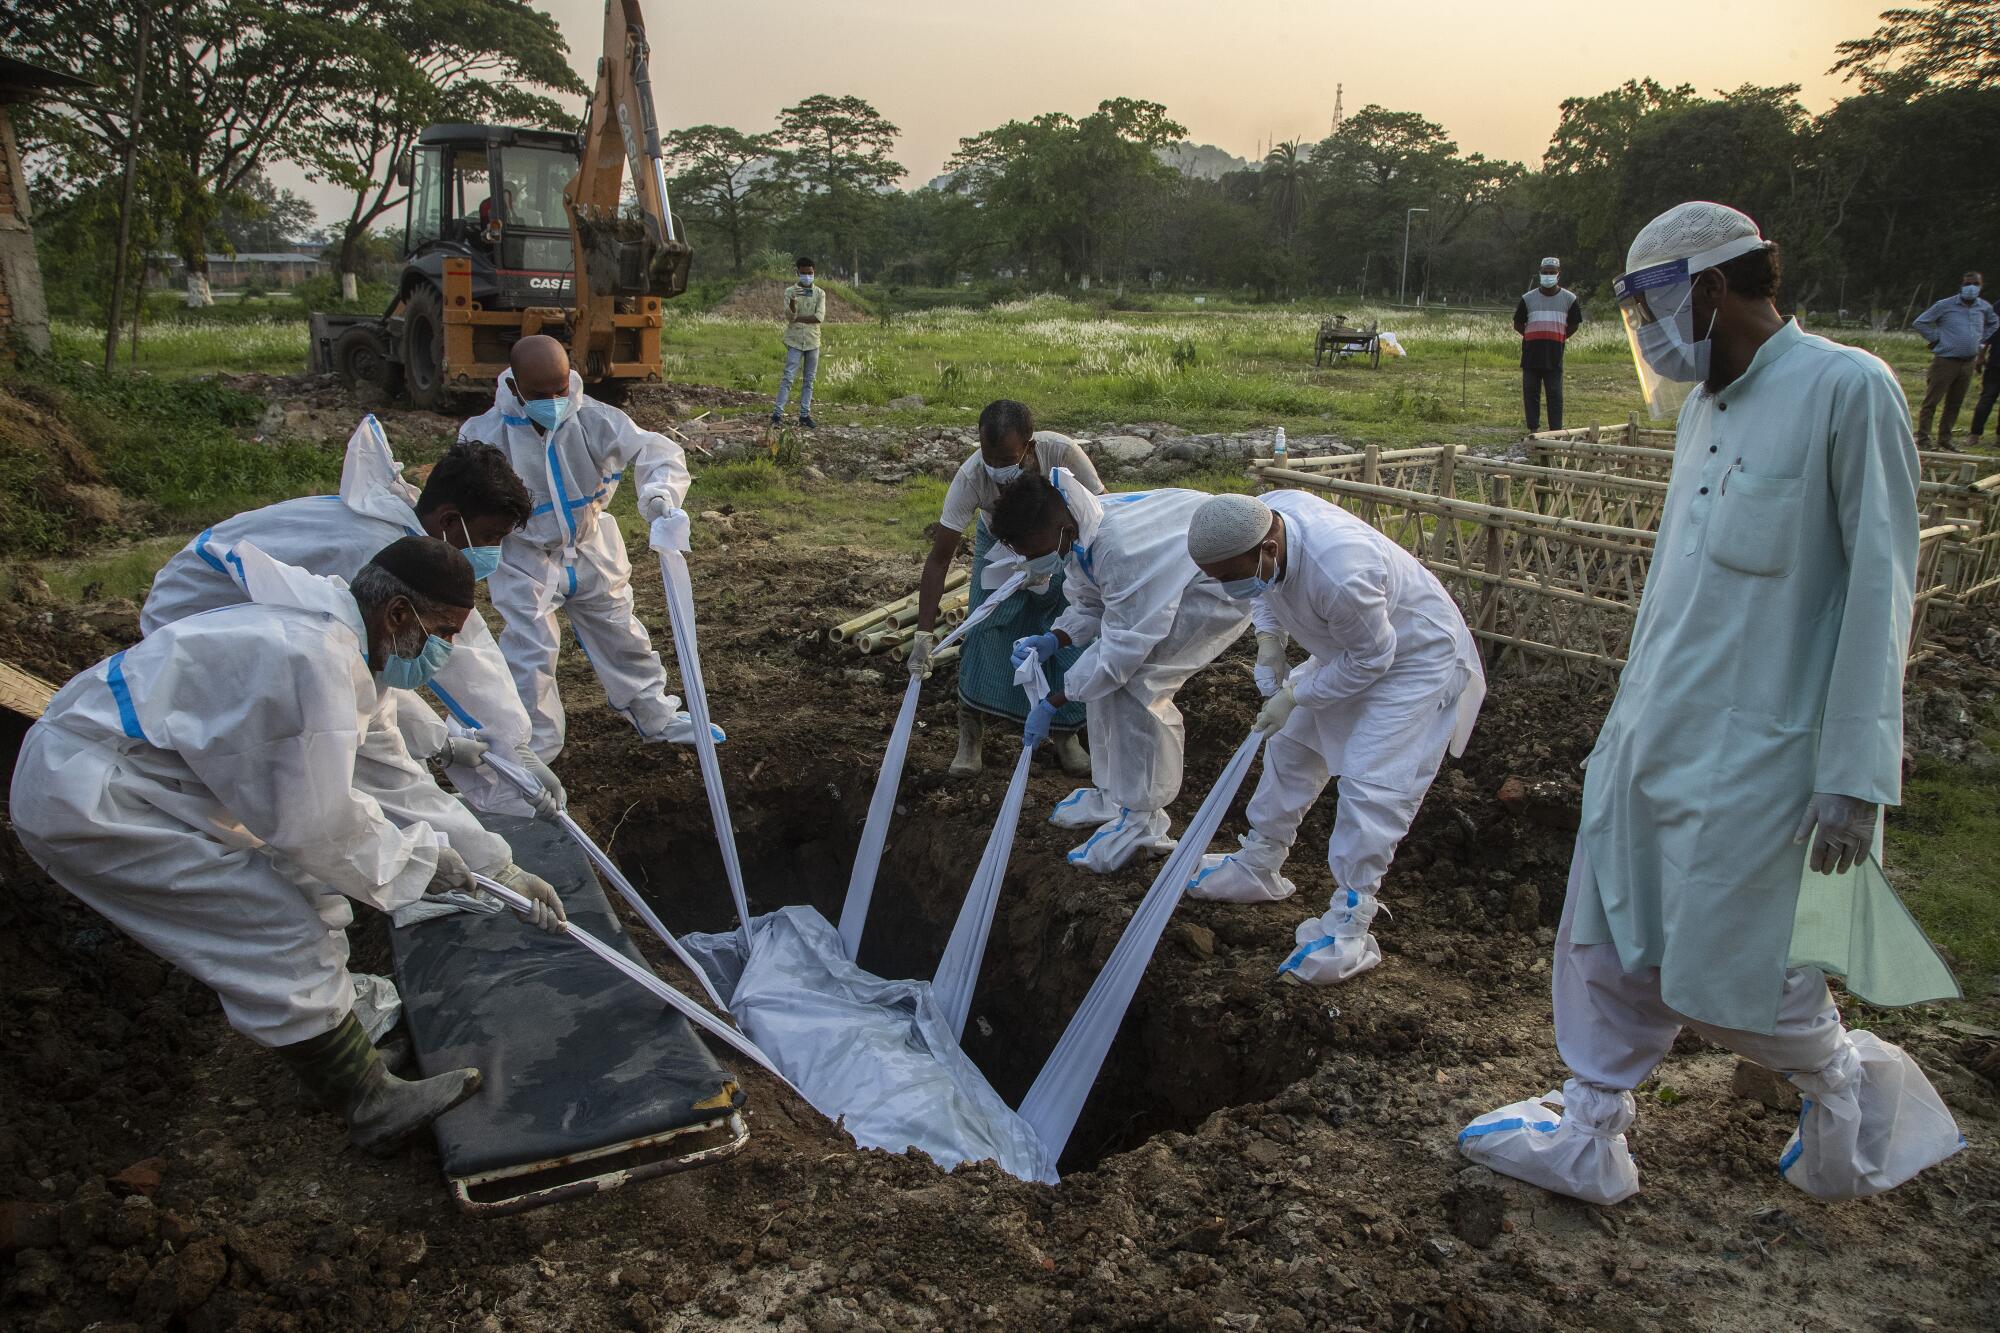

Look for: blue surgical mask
[524,396,571,431]
[1963,284,1982,301]
[985,462,1022,484]
[1026,550,1062,578]
[799,274,814,288]
[382,632,454,689]
[450,515,502,582]
[1219,549,1276,601]
[1538,273,1559,289]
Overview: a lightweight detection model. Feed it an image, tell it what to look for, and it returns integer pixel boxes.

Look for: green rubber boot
[276,1012,482,1156]
[950,706,985,776]
[1052,730,1091,777]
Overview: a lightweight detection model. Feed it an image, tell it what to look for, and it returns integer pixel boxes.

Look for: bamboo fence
[1531,421,2000,621]
[1250,438,1963,681]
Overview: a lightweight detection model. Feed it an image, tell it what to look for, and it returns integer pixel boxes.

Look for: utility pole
[104,6,151,372]
[1399,207,1428,307]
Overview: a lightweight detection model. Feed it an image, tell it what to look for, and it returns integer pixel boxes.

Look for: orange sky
[281,0,1895,219]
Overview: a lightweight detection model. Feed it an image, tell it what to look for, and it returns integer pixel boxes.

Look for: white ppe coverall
[1037,476,1251,872]
[12,545,511,1048]
[1188,489,1484,987]
[1460,321,1962,1203]
[141,416,535,815]
[460,371,695,757]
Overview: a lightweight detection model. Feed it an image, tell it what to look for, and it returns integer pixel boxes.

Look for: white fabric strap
[835,569,1030,961]
[1018,728,1264,1158]
[481,750,728,1009]
[469,871,799,1097]
[931,658,1049,1038]
[649,515,754,952]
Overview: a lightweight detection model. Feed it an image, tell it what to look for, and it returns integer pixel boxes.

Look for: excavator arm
[564,0,693,380]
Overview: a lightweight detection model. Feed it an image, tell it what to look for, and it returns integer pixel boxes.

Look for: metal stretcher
[391,815,747,1215]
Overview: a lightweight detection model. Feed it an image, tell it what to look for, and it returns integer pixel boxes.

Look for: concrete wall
[0,104,52,357]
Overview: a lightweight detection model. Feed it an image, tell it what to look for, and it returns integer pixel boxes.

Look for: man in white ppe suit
[142,418,564,819]
[1181,490,1484,985]
[13,538,567,1155]
[1459,202,1962,1205]
[993,471,1251,873]
[461,334,718,758]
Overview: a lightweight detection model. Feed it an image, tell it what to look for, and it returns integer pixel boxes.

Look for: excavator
[308,0,691,409]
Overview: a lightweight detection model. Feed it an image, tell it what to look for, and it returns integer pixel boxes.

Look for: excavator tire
[403,284,448,412]
[332,324,405,398]
[583,378,632,407]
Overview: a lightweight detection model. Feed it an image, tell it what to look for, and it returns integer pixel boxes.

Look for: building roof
[153,252,325,265]
[0,53,94,96]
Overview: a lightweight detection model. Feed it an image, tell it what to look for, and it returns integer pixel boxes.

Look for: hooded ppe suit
[459,371,699,757]
[1460,312,1961,1203]
[12,545,512,1047]
[141,417,535,815]
[1036,475,1250,872]
[1188,489,1484,986]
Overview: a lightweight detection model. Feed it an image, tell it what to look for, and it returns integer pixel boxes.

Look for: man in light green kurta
[1459,202,1961,1208]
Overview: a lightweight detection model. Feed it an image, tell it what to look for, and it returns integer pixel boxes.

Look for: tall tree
[1832,0,2000,96]
[666,124,783,274]
[772,94,903,278]
[14,0,366,306]
[215,170,319,252]
[299,0,585,300]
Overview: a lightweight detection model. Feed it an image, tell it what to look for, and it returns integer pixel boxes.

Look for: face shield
[1612,235,1769,419]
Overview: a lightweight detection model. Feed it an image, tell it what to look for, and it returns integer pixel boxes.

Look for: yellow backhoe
[309,0,691,408]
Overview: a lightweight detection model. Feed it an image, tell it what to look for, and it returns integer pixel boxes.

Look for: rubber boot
[276,1012,482,1157]
[950,706,984,776]
[1052,730,1090,777]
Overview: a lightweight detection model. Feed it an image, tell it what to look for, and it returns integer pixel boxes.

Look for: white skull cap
[1625,201,1764,274]
[1187,493,1275,564]
[1540,256,1561,268]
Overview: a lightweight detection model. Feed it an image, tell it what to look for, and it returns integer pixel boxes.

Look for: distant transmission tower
[1331,83,1344,135]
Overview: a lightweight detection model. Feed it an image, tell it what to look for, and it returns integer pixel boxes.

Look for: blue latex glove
[1012,632,1062,669]
[1023,698,1058,749]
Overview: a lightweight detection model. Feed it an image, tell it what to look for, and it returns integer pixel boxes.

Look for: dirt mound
[0,384,151,556]
[710,278,872,325]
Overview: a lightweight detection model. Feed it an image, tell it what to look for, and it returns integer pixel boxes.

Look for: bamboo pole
[1427,444,1458,563]
[1257,466,1657,544]
[829,568,968,641]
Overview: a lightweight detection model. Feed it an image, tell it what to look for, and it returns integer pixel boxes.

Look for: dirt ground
[2,494,1998,1332]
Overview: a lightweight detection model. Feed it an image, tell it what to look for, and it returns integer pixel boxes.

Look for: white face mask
[984,462,1022,484]
[798,274,814,288]
[1538,273,1559,289]
[1635,286,1715,385]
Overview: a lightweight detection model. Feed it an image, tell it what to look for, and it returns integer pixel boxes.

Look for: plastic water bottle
[1272,426,1288,466]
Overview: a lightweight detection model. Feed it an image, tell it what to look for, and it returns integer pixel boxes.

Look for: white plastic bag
[1779,1031,1963,1200]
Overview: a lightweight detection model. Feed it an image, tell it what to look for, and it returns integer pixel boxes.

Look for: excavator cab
[402,124,580,315]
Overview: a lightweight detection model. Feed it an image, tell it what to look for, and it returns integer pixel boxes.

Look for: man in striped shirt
[1514,257,1584,432]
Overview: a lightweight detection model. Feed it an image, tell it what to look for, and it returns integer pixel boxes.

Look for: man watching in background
[1514,256,1583,433]
[772,256,825,430]
[1911,270,1998,448]
[1961,299,1999,449]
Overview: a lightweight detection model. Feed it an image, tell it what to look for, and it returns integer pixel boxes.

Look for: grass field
[51,297,1941,443]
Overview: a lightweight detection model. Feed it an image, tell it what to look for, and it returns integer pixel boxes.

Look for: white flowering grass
[50,318,309,373]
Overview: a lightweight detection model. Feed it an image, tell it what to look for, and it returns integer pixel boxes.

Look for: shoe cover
[349,974,403,1044]
[1457,1080,1641,1206]
[640,710,727,745]
[1779,1031,1964,1200]
[1277,889,1381,984]
[1050,786,1121,830]
[1187,830,1296,903]
[1066,808,1175,873]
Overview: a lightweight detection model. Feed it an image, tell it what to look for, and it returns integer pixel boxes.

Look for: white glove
[1255,685,1298,736]
[908,629,938,680]
[1254,631,1288,699]
[432,735,488,770]
[425,845,474,896]
[495,863,567,932]
[1792,793,1877,876]
[514,743,567,820]
[641,493,675,523]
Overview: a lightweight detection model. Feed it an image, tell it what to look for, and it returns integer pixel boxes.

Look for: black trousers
[1523,365,1564,431]
[1971,364,1999,439]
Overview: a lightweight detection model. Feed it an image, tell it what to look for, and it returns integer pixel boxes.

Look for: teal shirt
[1573,320,1924,1033]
